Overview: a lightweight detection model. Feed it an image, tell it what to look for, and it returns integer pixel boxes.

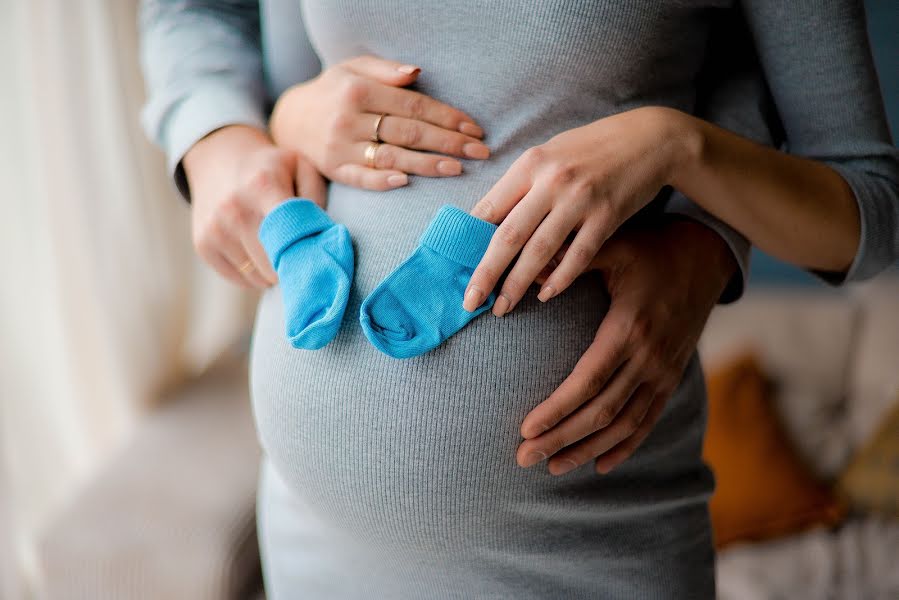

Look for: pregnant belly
[250,259,613,552]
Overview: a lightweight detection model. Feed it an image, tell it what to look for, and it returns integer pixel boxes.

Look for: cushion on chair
[703,352,847,549]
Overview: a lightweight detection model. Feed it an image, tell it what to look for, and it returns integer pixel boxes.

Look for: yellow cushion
[837,393,899,517]
[703,352,846,548]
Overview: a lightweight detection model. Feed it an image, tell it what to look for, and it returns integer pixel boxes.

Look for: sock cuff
[419,205,498,269]
[258,198,335,263]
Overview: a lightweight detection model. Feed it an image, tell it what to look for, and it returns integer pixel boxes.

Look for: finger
[493,204,581,316]
[595,394,668,474]
[350,141,463,177]
[340,54,424,87]
[295,156,328,209]
[517,359,643,468]
[365,85,482,137]
[242,148,297,215]
[546,384,656,476]
[240,224,278,285]
[462,185,549,313]
[368,114,489,159]
[331,162,409,191]
[537,218,609,302]
[469,156,532,224]
[204,250,255,289]
[216,227,271,289]
[519,314,629,439]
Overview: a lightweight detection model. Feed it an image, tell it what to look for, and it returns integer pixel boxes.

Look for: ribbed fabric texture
[360,205,498,358]
[140,1,899,598]
[258,198,353,350]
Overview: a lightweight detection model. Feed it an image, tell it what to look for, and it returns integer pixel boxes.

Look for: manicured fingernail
[493,293,511,317]
[596,463,613,475]
[552,458,579,476]
[387,174,408,187]
[464,286,484,311]
[437,160,462,175]
[463,142,490,159]
[522,450,547,468]
[397,64,420,75]
[537,285,556,302]
[458,121,483,137]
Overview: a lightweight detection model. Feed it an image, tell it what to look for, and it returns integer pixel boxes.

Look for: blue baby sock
[360,204,498,359]
[258,198,354,350]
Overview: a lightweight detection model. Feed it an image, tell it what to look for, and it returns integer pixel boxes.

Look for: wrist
[183,125,273,180]
[659,110,706,192]
[658,215,738,296]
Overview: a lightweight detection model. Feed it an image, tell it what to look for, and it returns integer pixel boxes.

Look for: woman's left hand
[462,106,696,316]
[515,217,736,475]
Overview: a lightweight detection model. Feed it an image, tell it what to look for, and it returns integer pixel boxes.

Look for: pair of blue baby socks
[258,199,497,358]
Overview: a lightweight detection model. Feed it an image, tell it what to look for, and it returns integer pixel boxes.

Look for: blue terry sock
[258,198,354,350]
[359,204,498,359]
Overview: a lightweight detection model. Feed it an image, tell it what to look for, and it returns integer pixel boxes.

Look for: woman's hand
[516,217,736,475]
[270,55,490,191]
[183,124,327,288]
[462,106,696,316]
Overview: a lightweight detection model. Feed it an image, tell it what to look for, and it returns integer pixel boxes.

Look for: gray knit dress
[139,1,899,598]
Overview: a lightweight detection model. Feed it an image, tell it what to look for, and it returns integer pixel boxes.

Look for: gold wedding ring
[238,260,255,274]
[370,113,386,142]
[364,141,381,168]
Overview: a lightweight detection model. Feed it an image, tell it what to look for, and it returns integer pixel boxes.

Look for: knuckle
[339,75,368,106]
[470,199,495,222]
[568,241,597,266]
[374,144,396,169]
[520,145,546,169]
[473,263,501,285]
[547,163,579,187]
[590,405,617,431]
[497,221,523,247]
[398,120,421,147]
[621,412,643,435]
[500,275,525,298]
[528,235,554,259]
[404,94,425,118]
[629,314,653,346]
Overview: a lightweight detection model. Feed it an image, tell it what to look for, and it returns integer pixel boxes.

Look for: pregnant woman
[139,1,899,598]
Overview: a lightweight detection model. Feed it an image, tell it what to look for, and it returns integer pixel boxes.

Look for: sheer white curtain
[0,1,256,595]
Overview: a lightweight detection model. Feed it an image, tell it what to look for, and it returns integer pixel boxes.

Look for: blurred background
[0,1,896,599]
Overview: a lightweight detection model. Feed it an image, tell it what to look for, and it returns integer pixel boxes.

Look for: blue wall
[749,0,898,286]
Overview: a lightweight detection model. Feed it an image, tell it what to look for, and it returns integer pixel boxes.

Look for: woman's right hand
[183,124,327,289]
[270,55,491,191]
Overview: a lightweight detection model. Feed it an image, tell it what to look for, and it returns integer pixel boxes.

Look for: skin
[182,56,742,475]
[462,105,861,474]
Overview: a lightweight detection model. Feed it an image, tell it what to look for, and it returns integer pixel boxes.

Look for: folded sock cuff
[258,198,336,264]
[419,205,498,269]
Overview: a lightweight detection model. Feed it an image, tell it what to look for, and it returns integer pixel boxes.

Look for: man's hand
[516,218,737,475]
[183,125,327,288]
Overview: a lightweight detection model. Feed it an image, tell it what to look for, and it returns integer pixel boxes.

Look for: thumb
[295,154,329,209]
[340,54,421,86]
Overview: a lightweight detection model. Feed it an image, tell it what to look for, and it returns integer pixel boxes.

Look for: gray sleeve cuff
[141,83,268,201]
[812,162,899,285]
[663,191,751,304]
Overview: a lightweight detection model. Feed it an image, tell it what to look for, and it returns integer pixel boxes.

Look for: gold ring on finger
[238,260,255,274]
[370,113,386,142]
[364,141,381,168]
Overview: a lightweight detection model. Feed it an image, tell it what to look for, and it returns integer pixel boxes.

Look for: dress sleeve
[662,9,781,303]
[740,0,899,283]
[138,0,281,201]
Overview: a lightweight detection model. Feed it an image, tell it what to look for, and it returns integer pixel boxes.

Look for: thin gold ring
[238,260,255,274]
[364,141,381,168]
[370,113,386,142]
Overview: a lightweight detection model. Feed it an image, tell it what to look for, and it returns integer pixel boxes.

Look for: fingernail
[397,64,420,75]
[464,286,484,311]
[521,450,547,468]
[463,142,490,159]
[537,285,556,302]
[387,173,408,187]
[552,458,579,476]
[437,160,462,175]
[459,121,483,137]
[493,293,511,317]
